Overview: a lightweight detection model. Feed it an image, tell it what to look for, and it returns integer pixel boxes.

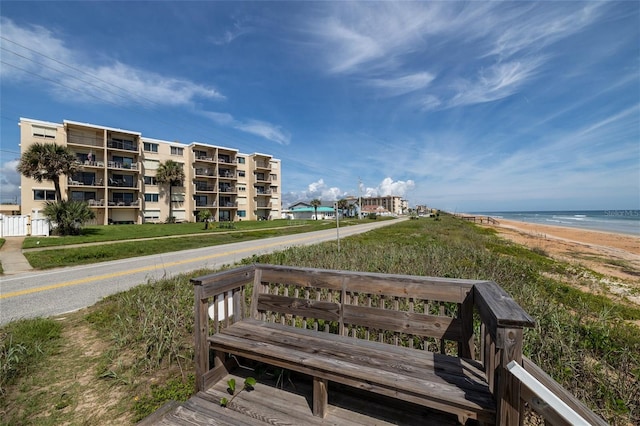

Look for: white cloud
[0,17,223,106]
[448,59,542,107]
[201,111,291,145]
[0,160,21,203]
[235,120,291,146]
[366,72,435,97]
[282,177,414,208]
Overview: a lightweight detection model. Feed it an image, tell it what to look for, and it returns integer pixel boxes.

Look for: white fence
[0,215,50,237]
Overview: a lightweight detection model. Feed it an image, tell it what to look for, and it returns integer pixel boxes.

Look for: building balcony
[108,161,138,170]
[107,139,138,152]
[219,186,236,193]
[107,199,140,207]
[254,161,271,170]
[195,168,216,177]
[195,184,216,192]
[108,178,138,188]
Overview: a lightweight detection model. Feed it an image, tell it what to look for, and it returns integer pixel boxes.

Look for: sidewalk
[0,237,33,275]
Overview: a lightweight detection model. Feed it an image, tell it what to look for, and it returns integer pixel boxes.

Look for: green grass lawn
[23,218,382,269]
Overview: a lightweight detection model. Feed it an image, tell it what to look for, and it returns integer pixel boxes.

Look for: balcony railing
[108,161,138,170]
[67,134,103,147]
[219,172,236,178]
[255,161,271,169]
[195,184,215,192]
[107,140,138,151]
[107,200,140,207]
[219,186,236,193]
[195,168,215,176]
[108,178,137,188]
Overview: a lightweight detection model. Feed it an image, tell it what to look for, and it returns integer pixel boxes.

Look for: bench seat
[209,319,496,423]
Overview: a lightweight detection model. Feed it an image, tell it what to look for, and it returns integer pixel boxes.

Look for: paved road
[0,219,403,325]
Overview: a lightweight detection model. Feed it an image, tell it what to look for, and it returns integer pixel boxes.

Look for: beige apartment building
[19,118,281,224]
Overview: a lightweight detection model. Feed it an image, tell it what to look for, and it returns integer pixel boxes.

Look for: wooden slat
[256,264,475,302]
[192,265,255,299]
[256,294,341,322]
[474,281,535,335]
[342,304,462,341]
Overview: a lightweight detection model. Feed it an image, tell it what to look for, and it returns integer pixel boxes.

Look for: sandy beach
[483,218,640,305]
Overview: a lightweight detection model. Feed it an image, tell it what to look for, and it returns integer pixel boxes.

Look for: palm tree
[17,142,78,201]
[43,200,95,235]
[156,160,185,223]
[310,198,321,220]
[337,198,349,218]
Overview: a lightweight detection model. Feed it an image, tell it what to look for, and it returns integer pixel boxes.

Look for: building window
[32,125,56,139]
[145,194,159,202]
[171,146,184,156]
[238,210,246,217]
[238,185,246,192]
[237,157,245,164]
[143,142,159,152]
[144,210,160,222]
[238,170,245,177]
[144,176,157,185]
[33,189,56,201]
[270,174,277,181]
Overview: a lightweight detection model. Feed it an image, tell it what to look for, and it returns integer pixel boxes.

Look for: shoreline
[481,217,640,288]
[494,218,640,255]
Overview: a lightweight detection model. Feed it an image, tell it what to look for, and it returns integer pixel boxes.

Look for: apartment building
[348,195,407,216]
[19,118,281,224]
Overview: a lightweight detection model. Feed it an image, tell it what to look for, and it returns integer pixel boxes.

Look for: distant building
[359,195,406,216]
[18,118,281,224]
[288,201,336,220]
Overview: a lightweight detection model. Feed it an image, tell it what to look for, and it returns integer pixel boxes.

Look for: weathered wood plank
[192,265,255,299]
[342,304,463,340]
[474,281,535,334]
[256,294,340,321]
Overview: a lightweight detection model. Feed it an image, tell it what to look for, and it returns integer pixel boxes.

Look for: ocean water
[471,210,640,236]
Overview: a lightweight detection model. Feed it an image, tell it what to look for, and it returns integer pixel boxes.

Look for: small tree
[198,209,213,230]
[17,142,78,201]
[43,200,95,235]
[155,160,185,223]
[310,199,321,220]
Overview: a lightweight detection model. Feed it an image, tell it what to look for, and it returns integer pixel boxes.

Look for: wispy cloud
[0,17,223,106]
[202,111,291,145]
[306,2,609,110]
[365,72,435,97]
[448,59,542,107]
[208,20,252,45]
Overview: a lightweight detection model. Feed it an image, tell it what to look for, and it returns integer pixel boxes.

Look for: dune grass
[1,215,638,424]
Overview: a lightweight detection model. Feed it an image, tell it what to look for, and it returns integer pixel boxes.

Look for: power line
[0,35,261,151]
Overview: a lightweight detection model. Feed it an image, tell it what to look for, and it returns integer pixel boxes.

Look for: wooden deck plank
[163,371,461,425]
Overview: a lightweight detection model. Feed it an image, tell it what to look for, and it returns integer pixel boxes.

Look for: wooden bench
[193,264,535,425]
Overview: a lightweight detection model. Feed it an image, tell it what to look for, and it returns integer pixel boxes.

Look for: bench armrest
[192,265,256,391]
[473,281,534,338]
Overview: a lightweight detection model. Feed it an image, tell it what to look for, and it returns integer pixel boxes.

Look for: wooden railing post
[193,283,209,392]
[496,327,524,426]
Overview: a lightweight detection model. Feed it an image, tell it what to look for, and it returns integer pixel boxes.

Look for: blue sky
[1,1,638,212]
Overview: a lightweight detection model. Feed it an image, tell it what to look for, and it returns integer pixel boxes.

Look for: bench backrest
[251,264,477,357]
